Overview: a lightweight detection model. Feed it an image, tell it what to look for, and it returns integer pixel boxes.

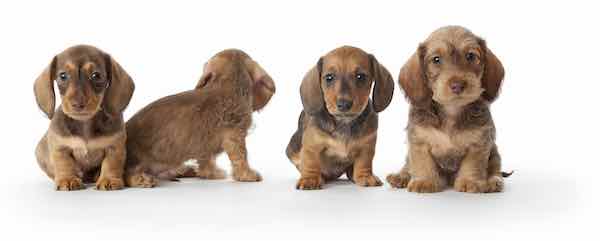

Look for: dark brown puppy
[387,26,510,193]
[286,46,394,190]
[34,45,135,191]
[125,49,275,187]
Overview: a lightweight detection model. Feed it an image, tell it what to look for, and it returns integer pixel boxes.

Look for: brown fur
[34,45,135,191]
[125,49,275,187]
[286,46,394,190]
[387,26,510,193]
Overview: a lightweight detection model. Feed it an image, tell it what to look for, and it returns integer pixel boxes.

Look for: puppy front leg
[454,147,490,193]
[96,141,126,191]
[223,132,262,182]
[52,148,84,191]
[296,145,323,190]
[406,143,445,193]
[387,158,411,188]
[351,146,382,187]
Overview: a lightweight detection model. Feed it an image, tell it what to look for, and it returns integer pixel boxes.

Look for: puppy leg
[406,144,445,193]
[176,159,226,180]
[51,150,84,191]
[125,171,158,188]
[387,158,411,188]
[454,148,490,193]
[351,147,382,187]
[223,132,261,182]
[296,146,323,190]
[35,134,55,180]
[95,141,126,191]
[486,145,504,192]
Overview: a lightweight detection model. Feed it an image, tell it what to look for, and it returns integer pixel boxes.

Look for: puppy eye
[58,72,69,82]
[324,73,335,84]
[90,72,101,81]
[466,52,477,62]
[432,56,441,64]
[356,73,366,81]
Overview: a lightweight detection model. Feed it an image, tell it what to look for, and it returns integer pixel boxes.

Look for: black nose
[336,99,353,112]
[450,81,465,94]
[71,102,86,111]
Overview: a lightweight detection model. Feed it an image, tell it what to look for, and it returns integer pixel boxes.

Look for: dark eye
[58,72,69,82]
[356,73,366,81]
[324,73,335,84]
[432,56,441,64]
[466,52,477,62]
[90,72,101,81]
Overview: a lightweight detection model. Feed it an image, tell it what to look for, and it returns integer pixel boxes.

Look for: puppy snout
[336,99,353,112]
[70,101,86,111]
[450,80,466,94]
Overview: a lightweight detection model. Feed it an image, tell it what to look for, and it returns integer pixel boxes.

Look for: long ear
[104,54,135,115]
[479,40,504,102]
[398,44,431,107]
[299,58,324,115]
[245,58,276,111]
[369,54,394,112]
[34,56,57,119]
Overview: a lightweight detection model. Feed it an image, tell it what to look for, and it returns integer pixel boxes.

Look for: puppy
[34,45,135,191]
[125,49,275,187]
[286,46,394,190]
[387,26,511,193]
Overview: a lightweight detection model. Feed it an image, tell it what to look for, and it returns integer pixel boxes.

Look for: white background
[0,0,596,240]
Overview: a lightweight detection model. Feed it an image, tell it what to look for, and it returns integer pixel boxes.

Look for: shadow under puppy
[34,45,135,191]
[387,26,511,193]
[286,46,394,190]
[125,49,275,187]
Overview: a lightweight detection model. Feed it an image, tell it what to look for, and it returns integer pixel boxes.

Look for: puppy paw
[407,178,443,193]
[197,167,227,180]
[386,173,411,188]
[232,168,262,182]
[354,175,383,187]
[126,173,158,188]
[454,178,487,193]
[95,177,124,191]
[486,176,504,193]
[296,176,322,190]
[55,177,84,191]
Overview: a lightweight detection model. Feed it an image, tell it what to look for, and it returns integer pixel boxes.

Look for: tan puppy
[387,26,511,193]
[34,45,135,191]
[286,46,394,190]
[125,49,275,187]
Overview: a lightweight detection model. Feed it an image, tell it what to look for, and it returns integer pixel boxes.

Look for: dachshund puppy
[387,26,511,193]
[125,49,275,187]
[34,45,135,191]
[286,46,394,190]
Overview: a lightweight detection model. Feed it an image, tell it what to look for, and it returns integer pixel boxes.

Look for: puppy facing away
[387,26,511,193]
[125,49,275,187]
[34,45,135,191]
[286,46,394,190]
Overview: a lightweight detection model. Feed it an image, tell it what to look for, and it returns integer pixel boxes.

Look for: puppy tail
[501,171,514,178]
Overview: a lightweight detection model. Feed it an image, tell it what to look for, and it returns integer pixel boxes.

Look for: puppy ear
[34,56,57,119]
[300,58,324,115]
[104,54,135,115]
[479,40,504,102]
[369,54,394,112]
[398,44,431,107]
[245,58,276,111]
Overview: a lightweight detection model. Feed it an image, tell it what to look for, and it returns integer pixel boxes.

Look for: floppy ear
[369,54,394,112]
[479,40,504,102]
[299,58,324,115]
[34,56,57,119]
[398,44,431,107]
[245,58,276,111]
[104,54,135,115]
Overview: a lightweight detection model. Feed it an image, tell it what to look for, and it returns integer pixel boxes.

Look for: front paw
[354,175,383,187]
[232,168,262,182]
[407,178,443,193]
[95,177,124,191]
[296,176,322,190]
[55,177,84,191]
[486,176,504,193]
[386,173,411,188]
[126,173,158,188]
[454,178,487,193]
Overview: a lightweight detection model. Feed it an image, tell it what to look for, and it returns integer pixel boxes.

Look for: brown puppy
[34,45,135,191]
[387,26,511,193]
[286,46,394,190]
[125,49,275,187]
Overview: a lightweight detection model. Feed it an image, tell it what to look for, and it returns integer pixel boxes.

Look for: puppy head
[399,26,504,108]
[196,49,275,111]
[300,46,394,120]
[34,45,135,120]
